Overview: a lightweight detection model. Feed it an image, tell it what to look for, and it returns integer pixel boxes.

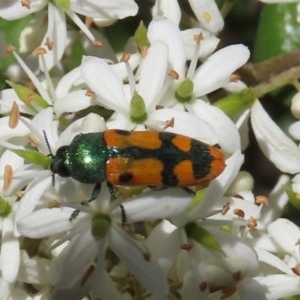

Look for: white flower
[0,0,138,70]
[17,184,169,299]
[2,48,96,121]
[251,100,300,174]
[152,0,224,34]
[141,150,270,299]
[251,218,300,299]
[147,18,248,153]
[81,44,220,145]
[251,100,300,199]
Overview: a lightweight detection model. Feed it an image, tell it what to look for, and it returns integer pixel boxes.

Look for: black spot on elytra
[108,131,214,186]
[118,172,133,183]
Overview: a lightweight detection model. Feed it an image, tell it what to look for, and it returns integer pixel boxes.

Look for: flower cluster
[1,0,300,299]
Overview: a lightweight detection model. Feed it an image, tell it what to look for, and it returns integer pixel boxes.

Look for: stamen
[8,47,49,100]
[21,0,31,9]
[3,165,13,192]
[233,208,245,219]
[186,33,203,79]
[36,52,57,103]
[28,134,40,148]
[9,101,20,129]
[123,55,136,96]
[168,69,179,80]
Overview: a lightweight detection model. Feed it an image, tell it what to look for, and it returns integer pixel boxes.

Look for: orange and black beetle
[50,129,225,200]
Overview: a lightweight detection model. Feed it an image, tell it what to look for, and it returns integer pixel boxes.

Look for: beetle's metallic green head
[50,133,108,184]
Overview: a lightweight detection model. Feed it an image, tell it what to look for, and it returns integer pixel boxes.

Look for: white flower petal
[31,107,59,154]
[55,67,83,98]
[90,255,122,300]
[0,0,47,20]
[268,218,300,263]
[260,175,289,225]
[109,225,168,296]
[0,89,35,115]
[251,100,300,174]
[81,56,129,114]
[146,220,181,272]
[111,53,140,80]
[148,18,186,79]
[1,217,20,283]
[17,207,74,238]
[14,172,51,236]
[193,44,250,96]
[106,113,136,130]
[51,228,98,289]
[181,28,219,60]
[152,0,181,24]
[123,189,192,222]
[0,279,11,300]
[288,120,300,140]
[81,113,107,133]
[18,250,51,284]
[256,248,294,275]
[188,0,224,33]
[70,0,138,19]
[0,116,30,141]
[205,226,259,274]
[148,108,218,144]
[190,101,241,154]
[54,90,94,118]
[137,41,168,110]
[39,3,67,71]
[237,278,267,300]
[257,274,300,299]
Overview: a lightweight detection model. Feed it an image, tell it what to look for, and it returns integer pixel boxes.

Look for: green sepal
[284,185,300,211]
[213,88,256,116]
[6,81,50,113]
[134,21,150,49]
[185,222,221,251]
[12,149,51,169]
[254,3,300,62]
[52,0,71,11]
[0,195,11,217]
[175,79,194,103]
[91,213,111,240]
[130,92,147,123]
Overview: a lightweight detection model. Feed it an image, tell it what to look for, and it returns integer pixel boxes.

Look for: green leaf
[12,149,51,169]
[6,81,50,112]
[254,3,300,62]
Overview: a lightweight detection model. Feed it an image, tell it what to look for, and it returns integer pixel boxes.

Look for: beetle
[49,129,225,204]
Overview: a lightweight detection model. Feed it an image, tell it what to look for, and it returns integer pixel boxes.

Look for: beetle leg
[119,203,127,225]
[69,209,80,221]
[183,187,195,195]
[88,182,102,202]
[107,182,116,199]
[69,183,102,222]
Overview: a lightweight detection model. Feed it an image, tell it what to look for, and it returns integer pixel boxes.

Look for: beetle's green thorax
[52,133,108,183]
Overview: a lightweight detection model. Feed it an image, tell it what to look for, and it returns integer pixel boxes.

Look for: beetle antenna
[43,130,54,158]
[42,130,55,186]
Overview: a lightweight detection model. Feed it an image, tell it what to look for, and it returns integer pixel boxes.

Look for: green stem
[252,65,300,98]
